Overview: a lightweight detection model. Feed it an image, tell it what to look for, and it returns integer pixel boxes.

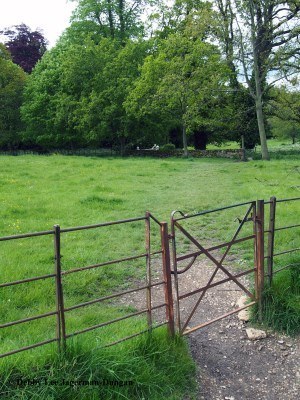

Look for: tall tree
[232,0,300,160]
[1,24,47,73]
[21,37,150,150]
[126,31,229,156]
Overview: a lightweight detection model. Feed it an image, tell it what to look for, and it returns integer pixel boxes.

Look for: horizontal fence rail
[265,197,300,284]
[0,212,174,359]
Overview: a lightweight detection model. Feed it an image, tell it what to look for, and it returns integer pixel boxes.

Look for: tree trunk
[252,29,270,161]
[118,0,125,45]
[182,124,188,157]
[255,94,270,161]
[107,0,115,38]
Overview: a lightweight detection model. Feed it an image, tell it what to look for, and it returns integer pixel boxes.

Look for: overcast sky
[0,0,76,48]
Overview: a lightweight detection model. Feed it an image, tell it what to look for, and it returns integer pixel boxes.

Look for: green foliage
[150,0,218,41]
[253,267,300,335]
[69,0,149,43]
[21,38,150,150]
[270,117,300,144]
[0,55,26,149]
[160,143,176,151]
[126,29,230,150]
[223,86,261,149]
[0,43,11,60]
[4,0,300,155]
[0,329,196,400]
[269,87,300,144]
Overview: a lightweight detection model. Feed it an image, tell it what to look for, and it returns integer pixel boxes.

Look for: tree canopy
[0,50,26,148]
[126,30,230,155]
[21,38,151,150]
[2,0,300,157]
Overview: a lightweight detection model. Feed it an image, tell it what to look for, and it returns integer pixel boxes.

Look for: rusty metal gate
[169,200,265,335]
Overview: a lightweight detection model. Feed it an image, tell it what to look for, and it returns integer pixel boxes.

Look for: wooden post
[255,200,265,322]
[54,225,66,352]
[145,212,152,330]
[267,197,276,286]
[161,222,175,337]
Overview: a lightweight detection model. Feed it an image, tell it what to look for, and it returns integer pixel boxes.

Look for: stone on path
[238,308,250,322]
[246,328,267,340]
[236,295,251,321]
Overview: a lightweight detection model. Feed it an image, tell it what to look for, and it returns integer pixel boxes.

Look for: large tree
[126,30,229,156]
[230,0,300,160]
[1,24,47,73]
[21,37,150,150]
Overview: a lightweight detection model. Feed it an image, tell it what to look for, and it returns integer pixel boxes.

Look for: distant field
[207,137,299,150]
[0,154,299,370]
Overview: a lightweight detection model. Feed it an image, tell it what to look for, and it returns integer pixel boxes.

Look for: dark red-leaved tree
[1,24,47,73]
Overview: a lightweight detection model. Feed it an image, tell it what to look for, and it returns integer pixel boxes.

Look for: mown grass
[0,152,299,397]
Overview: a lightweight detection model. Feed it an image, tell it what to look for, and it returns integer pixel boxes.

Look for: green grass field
[207,137,299,150]
[0,153,299,398]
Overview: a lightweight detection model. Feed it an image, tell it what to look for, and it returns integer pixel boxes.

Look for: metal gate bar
[171,202,257,334]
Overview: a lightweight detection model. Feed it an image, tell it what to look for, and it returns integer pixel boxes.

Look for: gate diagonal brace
[174,203,255,333]
[175,222,254,298]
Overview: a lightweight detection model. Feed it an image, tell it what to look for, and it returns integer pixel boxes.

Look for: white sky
[0,0,76,48]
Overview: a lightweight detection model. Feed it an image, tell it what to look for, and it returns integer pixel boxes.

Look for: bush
[160,143,176,151]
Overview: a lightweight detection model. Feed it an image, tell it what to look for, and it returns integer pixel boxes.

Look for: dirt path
[178,258,300,400]
[118,256,300,399]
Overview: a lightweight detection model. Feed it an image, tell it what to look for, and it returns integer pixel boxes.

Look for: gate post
[145,212,152,330]
[255,200,265,322]
[267,197,276,286]
[160,222,175,337]
[54,225,66,352]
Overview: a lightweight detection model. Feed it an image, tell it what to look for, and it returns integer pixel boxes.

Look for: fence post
[145,212,152,330]
[255,200,265,322]
[267,196,276,286]
[160,222,175,337]
[54,225,66,352]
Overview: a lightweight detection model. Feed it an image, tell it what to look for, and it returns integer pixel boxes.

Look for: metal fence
[0,213,174,359]
[265,196,300,284]
[0,197,299,358]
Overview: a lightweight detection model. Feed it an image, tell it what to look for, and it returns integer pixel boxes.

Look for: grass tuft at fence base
[0,327,196,400]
